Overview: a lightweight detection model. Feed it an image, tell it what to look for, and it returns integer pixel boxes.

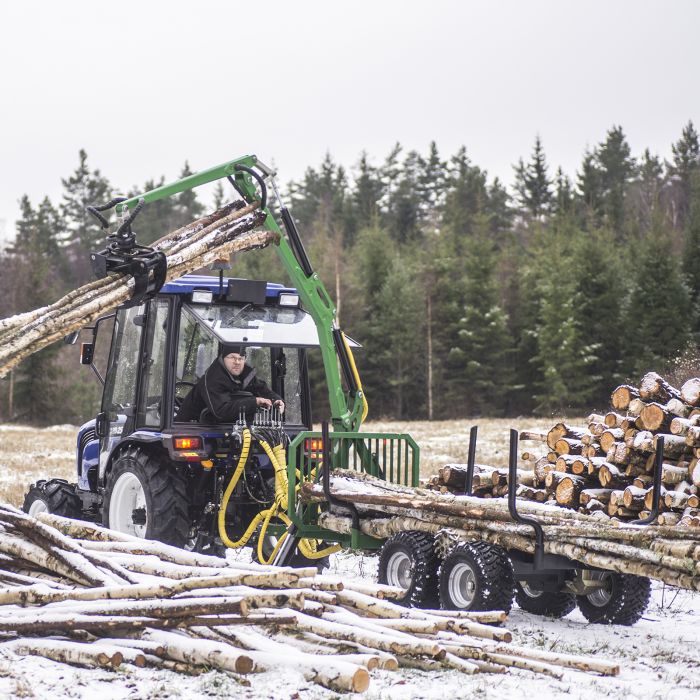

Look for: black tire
[515,581,576,618]
[439,541,514,613]
[576,572,651,625]
[377,531,439,608]
[23,479,82,519]
[102,446,190,548]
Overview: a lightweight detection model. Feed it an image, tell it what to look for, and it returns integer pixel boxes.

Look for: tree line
[1,123,700,425]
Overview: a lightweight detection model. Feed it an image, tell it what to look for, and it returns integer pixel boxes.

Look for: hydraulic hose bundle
[217,428,339,564]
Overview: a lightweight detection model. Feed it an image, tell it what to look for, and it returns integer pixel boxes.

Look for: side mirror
[80,343,94,365]
[64,331,80,345]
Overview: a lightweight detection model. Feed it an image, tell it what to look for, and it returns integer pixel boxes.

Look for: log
[627,398,646,416]
[5,638,125,668]
[600,429,624,453]
[554,475,588,508]
[611,385,639,411]
[0,202,272,377]
[681,378,700,406]
[637,402,672,432]
[579,489,613,505]
[639,372,681,403]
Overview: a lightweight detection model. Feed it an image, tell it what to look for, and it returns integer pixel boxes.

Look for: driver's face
[223,353,246,376]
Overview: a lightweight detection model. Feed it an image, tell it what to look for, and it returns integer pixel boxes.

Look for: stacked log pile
[426,373,700,526]
[301,471,700,592]
[0,505,618,690]
[0,200,274,378]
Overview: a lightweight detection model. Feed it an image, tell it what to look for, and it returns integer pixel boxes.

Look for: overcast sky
[0,0,698,242]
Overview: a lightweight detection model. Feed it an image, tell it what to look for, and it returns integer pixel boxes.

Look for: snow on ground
[0,549,698,700]
[1,422,700,698]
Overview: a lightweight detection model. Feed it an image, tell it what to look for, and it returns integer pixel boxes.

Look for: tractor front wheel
[23,479,81,519]
[103,447,190,548]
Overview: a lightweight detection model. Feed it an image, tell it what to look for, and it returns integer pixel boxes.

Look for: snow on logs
[0,200,274,378]
[426,373,700,528]
[0,507,617,690]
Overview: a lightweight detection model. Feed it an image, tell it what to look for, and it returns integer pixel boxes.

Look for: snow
[0,549,699,699]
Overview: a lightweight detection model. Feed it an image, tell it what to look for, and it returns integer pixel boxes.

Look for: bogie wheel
[576,572,651,625]
[377,531,439,608]
[439,541,514,613]
[23,479,82,519]
[103,447,190,548]
[515,581,576,618]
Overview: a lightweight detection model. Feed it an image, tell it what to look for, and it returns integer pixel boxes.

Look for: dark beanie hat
[220,343,247,358]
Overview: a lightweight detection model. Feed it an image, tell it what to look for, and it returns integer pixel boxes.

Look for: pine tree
[682,171,700,331]
[595,125,635,235]
[174,161,205,226]
[352,152,385,234]
[669,121,700,226]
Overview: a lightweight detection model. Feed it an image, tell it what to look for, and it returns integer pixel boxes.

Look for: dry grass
[0,425,75,507]
[0,416,577,507]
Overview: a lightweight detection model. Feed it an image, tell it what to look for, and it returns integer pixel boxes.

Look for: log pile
[0,200,274,378]
[0,505,618,690]
[301,471,700,592]
[426,373,700,527]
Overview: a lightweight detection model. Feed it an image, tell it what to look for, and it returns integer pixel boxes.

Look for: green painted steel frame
[116,155,364,431]
[286,430,420,547]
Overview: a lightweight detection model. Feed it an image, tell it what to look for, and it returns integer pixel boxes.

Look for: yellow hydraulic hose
[342,332,369,425]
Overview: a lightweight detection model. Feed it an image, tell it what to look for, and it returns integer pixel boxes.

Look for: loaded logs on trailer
[301,470,700,593]
[0,200,274,378]
[0,506,619,689]
[425,373,700,527]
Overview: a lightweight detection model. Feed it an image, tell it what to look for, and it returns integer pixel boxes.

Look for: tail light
[304,438,323,458]
[174,436,202,450]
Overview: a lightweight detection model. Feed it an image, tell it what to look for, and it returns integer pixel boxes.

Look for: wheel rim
[586,572,613,607]
[28,498,48,517]
[448,562,478,608]
[109,471,147,538]
[519,581,544,599]
[386,551,413,589]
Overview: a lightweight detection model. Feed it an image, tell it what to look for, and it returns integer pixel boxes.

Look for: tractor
[22,156,652,623]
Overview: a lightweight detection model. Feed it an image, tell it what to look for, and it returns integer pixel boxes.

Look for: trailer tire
[23,479,82,519]
[378,531,439,608]
[515,582,576,618]
[576,572,651,625]
[103,447,190,548]
[439,541,514,613]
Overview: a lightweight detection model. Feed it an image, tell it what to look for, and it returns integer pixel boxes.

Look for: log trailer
[22,156,652,624]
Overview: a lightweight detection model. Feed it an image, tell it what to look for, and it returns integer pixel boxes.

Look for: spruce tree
[446,216,514,415]
[595,126,635,235]
[669,121,700,225]
[682,171,700,332]
[513,136,553,220]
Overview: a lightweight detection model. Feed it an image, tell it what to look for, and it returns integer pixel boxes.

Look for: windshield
[187,302,320,347]
[175,305,305,425]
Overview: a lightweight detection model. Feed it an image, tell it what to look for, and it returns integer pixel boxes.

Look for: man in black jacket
[176,344,284,423]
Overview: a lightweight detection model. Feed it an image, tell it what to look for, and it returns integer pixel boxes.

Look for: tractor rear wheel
[515,581,576,618]
[439,541,514,612]
[23,479,81,519]
[377,531,439,608]
[576,572,651,625]
[102,447,190,548]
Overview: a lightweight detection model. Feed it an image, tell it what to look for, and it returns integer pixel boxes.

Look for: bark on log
[639,372,681,404]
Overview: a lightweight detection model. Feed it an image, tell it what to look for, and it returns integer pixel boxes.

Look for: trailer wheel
[103,447,190,548]
[23,479,81,519]
[576,572,651,625]
[515,581,576,618]
[378,531,439,608]
[439,541,514,612]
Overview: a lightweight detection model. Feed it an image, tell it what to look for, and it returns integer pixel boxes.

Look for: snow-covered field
[0,422,699,699]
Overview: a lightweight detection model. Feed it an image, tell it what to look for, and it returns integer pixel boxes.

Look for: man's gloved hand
[256,397,273,409]
[274,399,285,414]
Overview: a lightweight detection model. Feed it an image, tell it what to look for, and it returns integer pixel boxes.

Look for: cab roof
[160,274,296,299]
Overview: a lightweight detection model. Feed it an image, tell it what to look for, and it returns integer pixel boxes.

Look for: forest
[1,122,699,425]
